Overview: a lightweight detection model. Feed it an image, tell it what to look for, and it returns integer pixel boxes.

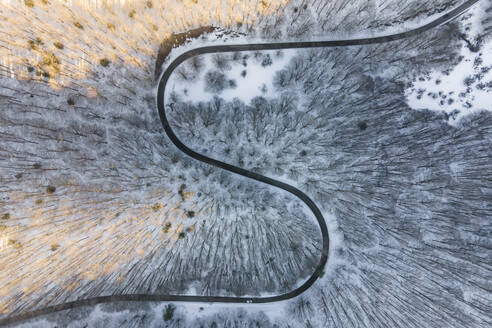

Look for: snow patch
[168,49,296,105]
[405,3,492,124]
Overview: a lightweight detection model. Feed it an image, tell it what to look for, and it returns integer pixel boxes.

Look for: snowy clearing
[406,2,492,123]
[168,49,297,105]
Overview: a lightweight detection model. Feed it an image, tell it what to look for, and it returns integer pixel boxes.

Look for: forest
[0,0,490,327]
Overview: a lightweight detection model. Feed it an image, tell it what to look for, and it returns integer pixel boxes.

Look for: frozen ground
[406,3,492,122]
[0,0,491,327]
[168,49,297,105]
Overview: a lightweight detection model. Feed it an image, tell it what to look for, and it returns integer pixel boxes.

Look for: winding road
[0,0,480,325]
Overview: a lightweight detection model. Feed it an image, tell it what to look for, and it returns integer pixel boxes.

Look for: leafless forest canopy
[0,0,491,327]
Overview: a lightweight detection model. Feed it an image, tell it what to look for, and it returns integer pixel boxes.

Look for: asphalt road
[0,0,480,325]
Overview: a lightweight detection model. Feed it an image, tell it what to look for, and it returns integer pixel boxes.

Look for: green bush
[8,239,22,249]
[46,185,56,194]
[163,304,175,321]
[28,40,37,50]
[24,0,34,8]
[73,22,84,29]
[99,58,111,67]
[162,222,171,233]
[178,184,186,199]
[53,41,64,50]
[42,52,60,66]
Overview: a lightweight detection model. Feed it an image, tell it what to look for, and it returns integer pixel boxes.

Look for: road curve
[0,0,480,325]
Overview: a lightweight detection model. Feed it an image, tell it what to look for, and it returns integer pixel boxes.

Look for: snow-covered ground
[406,2,492,123]
[168,50,297,105]
[1,0,491,327]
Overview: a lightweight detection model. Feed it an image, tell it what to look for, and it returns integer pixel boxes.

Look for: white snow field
[406,2,492,123]
[1,0,491,327]
[168,49,297,104]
